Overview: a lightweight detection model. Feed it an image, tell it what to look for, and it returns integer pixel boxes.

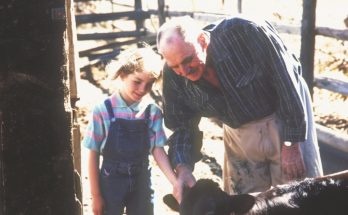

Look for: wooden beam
[66,1,82,209]
[134,0,144,32]
[79,39,138,57]
[87,49,121,61]
[157,0,166,26]
[271,22,301,35]
[0,0,78,212]
[316,27,348,41]
[316,124,348,153]
[75,11,150,24]
[300,0,317,96]
[193,12,226,23]
[314,76,348,96]
[237,0,242,13]
[77,30,147,40]
[66,0,80,103]
[78,34,157,71]
[149,10,193,17]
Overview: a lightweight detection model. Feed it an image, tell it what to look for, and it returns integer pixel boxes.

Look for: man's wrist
[283,141,299,147]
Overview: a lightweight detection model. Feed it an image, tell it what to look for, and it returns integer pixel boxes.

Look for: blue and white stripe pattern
[163,16,307,168]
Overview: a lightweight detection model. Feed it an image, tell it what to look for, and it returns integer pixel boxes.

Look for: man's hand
[173,164,196,204]
[281,142,306,181]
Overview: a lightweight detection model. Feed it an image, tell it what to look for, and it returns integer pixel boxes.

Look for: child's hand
[92,194,105,215]
[173,164,196,204]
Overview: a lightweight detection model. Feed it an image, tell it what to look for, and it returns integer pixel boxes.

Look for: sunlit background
[74,1,347,214]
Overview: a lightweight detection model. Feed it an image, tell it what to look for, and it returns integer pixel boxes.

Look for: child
[82,47,177,215]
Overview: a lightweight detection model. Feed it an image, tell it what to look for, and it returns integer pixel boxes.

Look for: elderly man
[156,16,323,203]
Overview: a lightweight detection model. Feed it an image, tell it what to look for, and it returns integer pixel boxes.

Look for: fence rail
[316,27,348,41]
[75,11,150,25]
[315,76,348,96]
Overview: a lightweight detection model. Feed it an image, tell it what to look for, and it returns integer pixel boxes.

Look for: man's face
[161,35,206,81]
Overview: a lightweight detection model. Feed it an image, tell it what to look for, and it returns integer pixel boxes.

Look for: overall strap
[104,99,114,119]
[144,104,151,121]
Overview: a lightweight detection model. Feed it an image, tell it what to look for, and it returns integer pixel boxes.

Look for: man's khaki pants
[223,78,323,194]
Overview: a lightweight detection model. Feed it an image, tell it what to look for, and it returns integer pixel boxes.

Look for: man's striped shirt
[163,16,308,168]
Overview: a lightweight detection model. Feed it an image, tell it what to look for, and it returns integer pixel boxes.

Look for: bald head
[156,16,203,55]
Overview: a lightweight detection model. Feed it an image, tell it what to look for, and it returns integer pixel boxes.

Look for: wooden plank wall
[0,0,81,214]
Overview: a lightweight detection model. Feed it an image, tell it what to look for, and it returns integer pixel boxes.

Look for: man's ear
[227,194,256,214]
[163,194,180,212]
[197,31,209,50]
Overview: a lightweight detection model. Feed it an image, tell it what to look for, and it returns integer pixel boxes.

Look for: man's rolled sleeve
[167,128,193,169]
[167,127,203,169]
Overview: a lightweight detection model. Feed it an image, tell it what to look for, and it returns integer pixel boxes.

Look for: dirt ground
[73,1,347,214]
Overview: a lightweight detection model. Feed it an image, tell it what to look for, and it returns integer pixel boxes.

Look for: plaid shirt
[83,92,167,154]
[163,16,307,168]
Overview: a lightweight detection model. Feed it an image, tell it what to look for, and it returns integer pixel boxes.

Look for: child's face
[119,71,156,105]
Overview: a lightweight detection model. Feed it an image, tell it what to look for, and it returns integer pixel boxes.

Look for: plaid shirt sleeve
[162,67,203,169]
[82,103,108,152]
[148,104,167,150]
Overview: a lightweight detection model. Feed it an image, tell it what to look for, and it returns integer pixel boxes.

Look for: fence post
[134,0,144,32]
[158,0,166,26]
[300,0,317,97]
[237,0,242,13]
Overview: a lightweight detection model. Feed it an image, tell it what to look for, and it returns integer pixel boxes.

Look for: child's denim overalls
[100,99,153,215]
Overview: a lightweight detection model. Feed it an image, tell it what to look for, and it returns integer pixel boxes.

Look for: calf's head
[163,179,255,215]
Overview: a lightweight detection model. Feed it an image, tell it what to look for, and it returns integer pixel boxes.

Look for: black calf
[163,179,254,215]
[163,170,348,215]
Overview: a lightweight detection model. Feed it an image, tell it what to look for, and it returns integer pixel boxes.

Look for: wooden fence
[301,0,348,152]
[73,0,348,152]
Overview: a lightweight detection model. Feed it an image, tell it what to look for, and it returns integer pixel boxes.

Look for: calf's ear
[229,194,256,214]
[163,194,180,212]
